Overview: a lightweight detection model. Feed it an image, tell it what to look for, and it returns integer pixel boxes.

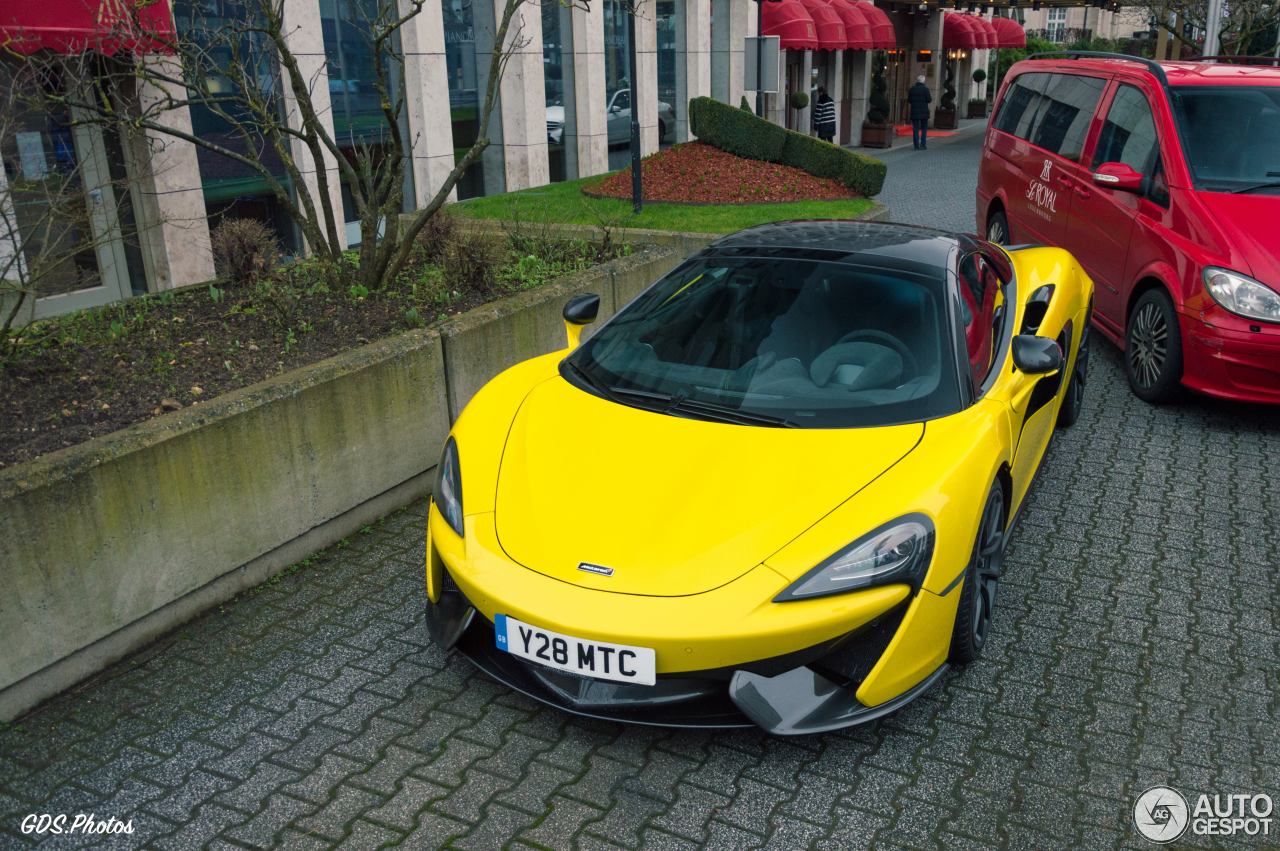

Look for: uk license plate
[495,614,656,686]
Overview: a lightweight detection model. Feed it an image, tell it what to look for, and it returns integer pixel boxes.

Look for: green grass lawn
[451,174,876,234]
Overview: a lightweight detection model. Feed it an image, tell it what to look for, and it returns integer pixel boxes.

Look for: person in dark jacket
[812,87,837,143]
[907,75,932,150]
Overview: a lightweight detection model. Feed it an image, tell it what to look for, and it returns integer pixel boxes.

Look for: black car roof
[706,220,973,275]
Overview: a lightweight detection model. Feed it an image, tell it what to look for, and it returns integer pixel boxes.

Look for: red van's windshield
[1170,86,1280,193]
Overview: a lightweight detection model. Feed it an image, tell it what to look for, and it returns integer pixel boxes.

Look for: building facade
[2,0,1023,321]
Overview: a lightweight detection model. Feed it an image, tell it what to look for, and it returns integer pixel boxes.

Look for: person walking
[812,87,837,144]
[908,75,932,150]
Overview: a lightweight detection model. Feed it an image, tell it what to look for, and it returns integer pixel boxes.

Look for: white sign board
[744,36,781,94]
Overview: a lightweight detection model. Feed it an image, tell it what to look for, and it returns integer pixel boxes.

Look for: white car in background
[546,90,675,146]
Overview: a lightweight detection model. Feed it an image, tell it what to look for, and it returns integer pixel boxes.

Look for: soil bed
[1,228,622,467]
[585,142,860,205]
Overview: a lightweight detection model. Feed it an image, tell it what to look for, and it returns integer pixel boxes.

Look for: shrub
[690,96,887,197]
[739,95,753,112]
[940,66,957,111]
[441,230,502,296]
[780,131,888,198]
[688,96,787,162]
[789,91,810,111]
[210,218,280,286]
[867,55,890,125]
[412,208,458,264]
[972,68,987,84]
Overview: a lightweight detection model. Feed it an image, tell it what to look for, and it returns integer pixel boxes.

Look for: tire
[986,209,1010,245]
[1125,288,1183,404]
[1057,327,1088,427]
[949,483,1006,665]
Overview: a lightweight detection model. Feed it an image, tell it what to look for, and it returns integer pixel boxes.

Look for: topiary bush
[789,91,810,111]
[972,68,987,84]
[689,96,886,197]
[740,95,753,112]
[867,55,890,125]
[689,96,788,161]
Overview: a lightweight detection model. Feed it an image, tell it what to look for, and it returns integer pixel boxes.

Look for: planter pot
[967,100,988,119]
[860,121,893,148]
[934,108,958,130]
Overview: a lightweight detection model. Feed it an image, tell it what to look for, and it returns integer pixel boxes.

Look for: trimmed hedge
[689,96,787,162]
[688,96,887,198]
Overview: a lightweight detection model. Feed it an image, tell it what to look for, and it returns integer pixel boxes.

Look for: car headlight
[1204,267,1280,323]
[433,437,463,536]
[774,514,935,602]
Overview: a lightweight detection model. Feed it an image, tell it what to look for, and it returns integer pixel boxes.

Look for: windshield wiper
[669,396,798,428]
[560,360,623,404]
[1231,181,1280,195]
[569,375,796,427]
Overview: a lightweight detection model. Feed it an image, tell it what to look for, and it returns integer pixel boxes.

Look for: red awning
[990,16,1027,48]
[762,0,820,51]
[971,17,999,49]
[825,0,873,50]
[854,2,896,49]
[0,0,173,55]
[943,13,978,50]
[797,0,847,51]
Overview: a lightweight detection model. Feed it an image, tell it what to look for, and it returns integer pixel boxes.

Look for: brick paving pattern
[2,131,1277,849]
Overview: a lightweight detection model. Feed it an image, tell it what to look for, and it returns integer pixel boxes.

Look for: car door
[607,89,631,145]
[1063,82,1162,326]
[1026,72,1108,251]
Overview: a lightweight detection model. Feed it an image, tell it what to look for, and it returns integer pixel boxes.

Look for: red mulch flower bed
[585,142,859,204]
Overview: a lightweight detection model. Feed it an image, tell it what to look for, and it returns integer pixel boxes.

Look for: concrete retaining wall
[0,244,680,721]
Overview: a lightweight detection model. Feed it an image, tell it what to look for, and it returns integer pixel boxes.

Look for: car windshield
[1171,85,1280,192]
[564,255,963,428]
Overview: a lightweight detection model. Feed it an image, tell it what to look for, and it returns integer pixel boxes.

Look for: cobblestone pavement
[3,139,1279,851]
[868,120,987,233]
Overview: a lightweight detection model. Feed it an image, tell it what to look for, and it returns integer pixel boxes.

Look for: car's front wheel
[1125,288,1182,404]
[949,483,1005,665]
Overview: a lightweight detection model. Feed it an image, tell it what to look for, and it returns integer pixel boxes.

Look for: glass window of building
[443,0,504,198]
[543,1,569,181]
[172,0,300,253]
[656,1,676,142]
[319,0,415,243]
[604,0,633,168]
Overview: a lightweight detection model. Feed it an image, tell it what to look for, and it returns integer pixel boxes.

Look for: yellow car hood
[493,377,924,596]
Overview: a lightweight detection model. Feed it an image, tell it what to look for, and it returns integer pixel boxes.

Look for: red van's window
[993,73,1049,139]
[1030,75,1105,160]
[1093,85,1159,172]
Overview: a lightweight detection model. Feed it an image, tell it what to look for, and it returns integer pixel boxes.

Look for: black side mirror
[563,293,600,325]
[1011,334,1063,374]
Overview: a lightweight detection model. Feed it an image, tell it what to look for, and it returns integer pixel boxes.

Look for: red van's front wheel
[1126,289,1183,404]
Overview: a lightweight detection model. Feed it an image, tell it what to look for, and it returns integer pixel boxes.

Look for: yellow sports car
[425,221,1092,734]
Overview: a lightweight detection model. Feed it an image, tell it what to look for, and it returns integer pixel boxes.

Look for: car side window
[1030,74,1106,161]
[1092,84,1159,172]
[993,73,1049,140]
[957,252,1003,389]
[613,90,631,111]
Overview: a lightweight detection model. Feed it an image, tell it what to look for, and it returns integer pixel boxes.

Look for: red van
[977,53,1280,404]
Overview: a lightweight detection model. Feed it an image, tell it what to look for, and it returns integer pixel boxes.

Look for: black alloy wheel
[949,483,1006,665]
[1125,288,1182,404]
[986,210,1010,245]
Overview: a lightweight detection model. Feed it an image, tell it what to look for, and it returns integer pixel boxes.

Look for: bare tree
[1126,0,1280,54]
[26,0,589,293]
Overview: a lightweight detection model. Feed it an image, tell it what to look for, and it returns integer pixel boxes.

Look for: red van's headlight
[1204,267,1280,323]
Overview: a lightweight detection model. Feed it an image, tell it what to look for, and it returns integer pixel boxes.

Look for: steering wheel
[838,330,918,378]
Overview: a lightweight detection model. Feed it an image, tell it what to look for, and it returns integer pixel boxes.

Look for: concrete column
[279,0,346,248]
[798,49,813,133]
[847,50,872,146]
[633,0,659,155]
[486,0,549,192]
[569,3,609,177]
[711,0,750,106]
[399,0,457,207]
[675,0,711,141]
[829,50,844,142]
